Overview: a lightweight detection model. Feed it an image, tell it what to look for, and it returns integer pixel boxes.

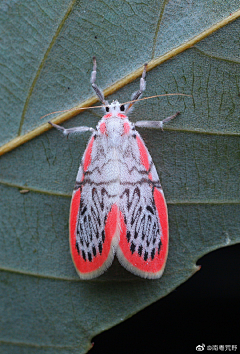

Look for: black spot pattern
[120,186,163,262]
[76,187,110,262]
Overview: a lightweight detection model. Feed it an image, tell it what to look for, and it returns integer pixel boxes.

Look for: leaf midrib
[1,9,240,157]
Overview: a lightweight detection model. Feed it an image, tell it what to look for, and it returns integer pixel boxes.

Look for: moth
[49,57,179,279]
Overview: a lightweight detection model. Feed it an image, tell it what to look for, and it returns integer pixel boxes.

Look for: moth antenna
[122,93,192,107]
[41,93,191,120]
[40,104,105,120]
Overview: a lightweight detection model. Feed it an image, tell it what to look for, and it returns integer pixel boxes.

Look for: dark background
[91,243,240,353]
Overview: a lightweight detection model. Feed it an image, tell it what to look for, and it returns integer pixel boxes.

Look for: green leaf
[0,1,240,353]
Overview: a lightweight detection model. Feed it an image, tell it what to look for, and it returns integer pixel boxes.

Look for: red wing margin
[70,188,119,279]
[117,186,168,279]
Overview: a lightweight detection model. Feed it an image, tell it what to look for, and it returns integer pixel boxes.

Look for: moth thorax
[105,118,125,146]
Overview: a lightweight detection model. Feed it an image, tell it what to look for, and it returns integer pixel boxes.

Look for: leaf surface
[0,1,240,353]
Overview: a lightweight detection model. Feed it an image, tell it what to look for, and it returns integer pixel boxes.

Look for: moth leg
[48,122,95,136]
[132,63,147,101]
[135,111,180,130]
[126,63,147,113]
[91,56,108,105]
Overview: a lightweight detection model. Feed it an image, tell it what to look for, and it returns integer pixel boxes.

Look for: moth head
[105,100,125,114]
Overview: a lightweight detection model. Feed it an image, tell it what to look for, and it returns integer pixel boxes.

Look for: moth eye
[106,106,110,112]
[120,105,125,111]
